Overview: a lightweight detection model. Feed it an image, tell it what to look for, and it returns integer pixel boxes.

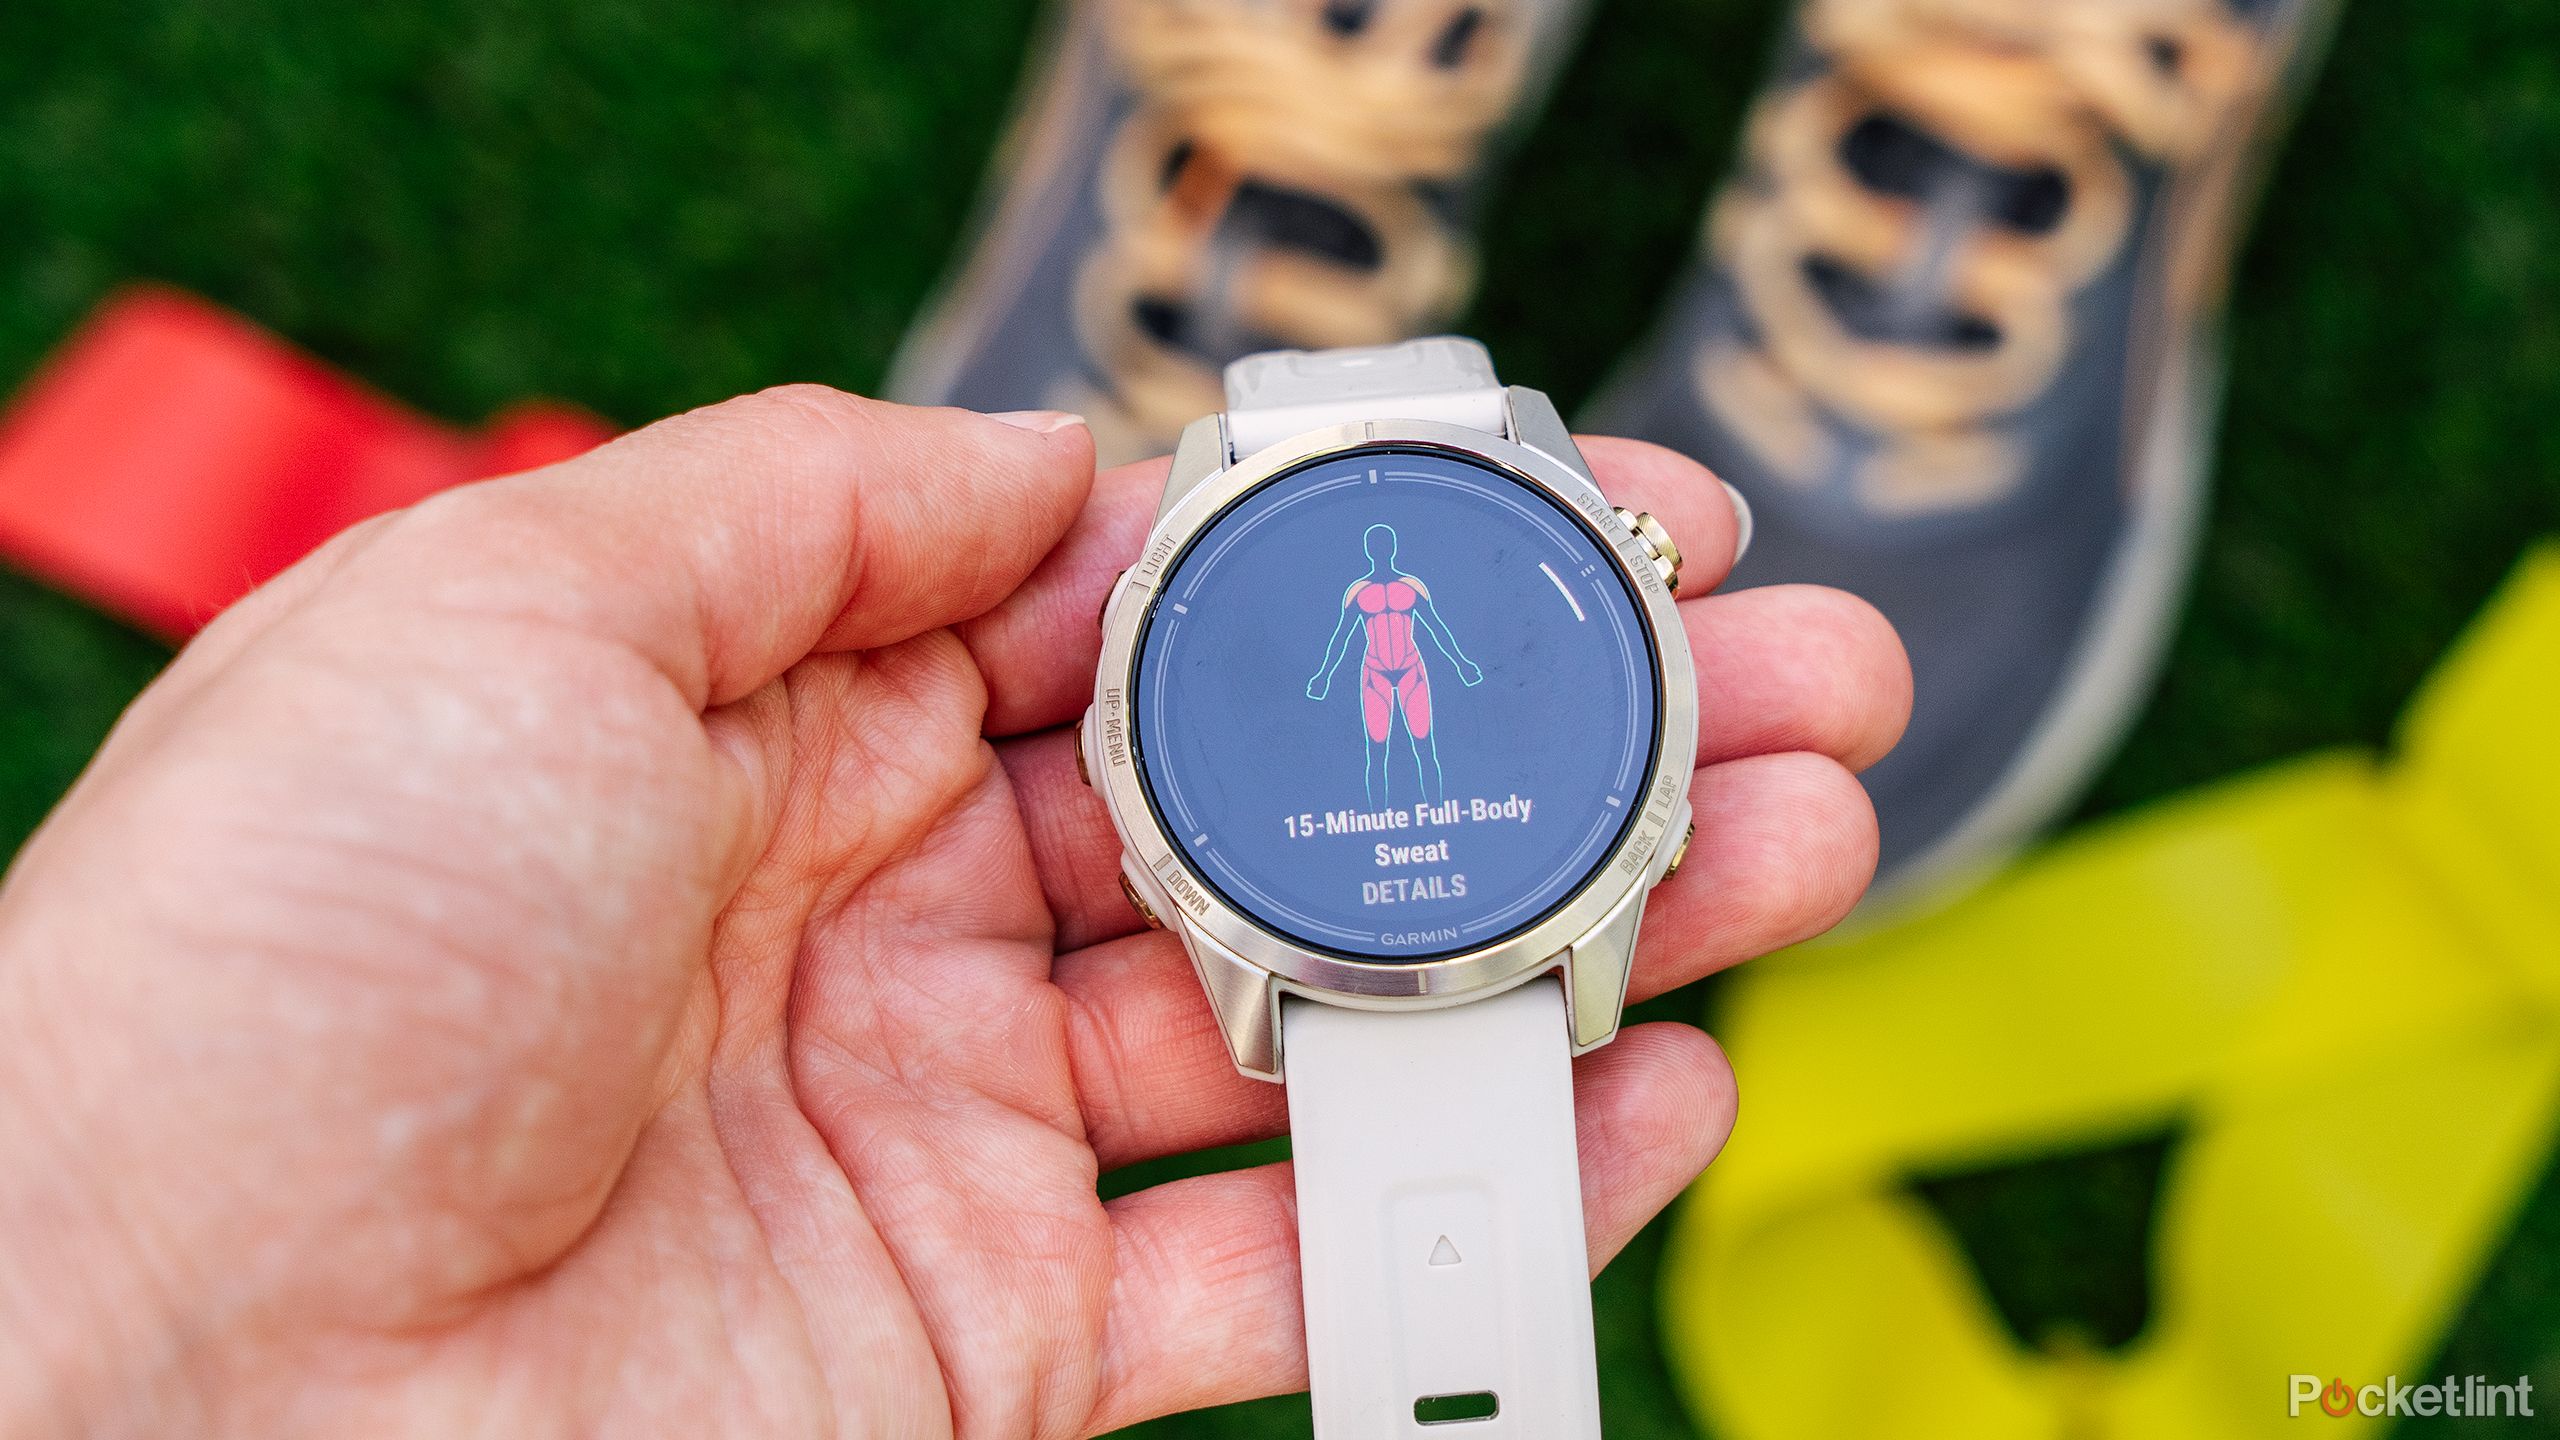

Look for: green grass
[4,0,2558,1434]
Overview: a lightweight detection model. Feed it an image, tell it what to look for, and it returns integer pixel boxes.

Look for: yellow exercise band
[1661,545,2560,1438]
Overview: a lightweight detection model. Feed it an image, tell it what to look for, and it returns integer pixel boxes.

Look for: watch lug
[1161,414,1230,519]
[1183,924,1283,1082]
[1506,386,1596,490]
[1562,882,1647,1054]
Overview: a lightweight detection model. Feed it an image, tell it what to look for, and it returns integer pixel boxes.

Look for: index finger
[958,436,1749,736]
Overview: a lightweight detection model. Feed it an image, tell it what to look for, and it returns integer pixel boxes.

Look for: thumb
[315,386,1095,711]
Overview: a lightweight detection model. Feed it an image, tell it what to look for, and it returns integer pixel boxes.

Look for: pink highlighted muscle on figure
[1307,525,1485,804]
[1356,578,1431,742]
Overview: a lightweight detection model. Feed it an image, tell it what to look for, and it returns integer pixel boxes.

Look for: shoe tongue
[1320,0,1375,35]
[1805,254,2002,354]
[1228,179,1385,269]
[1840,112,2070,237]
[1813,110,2081,356]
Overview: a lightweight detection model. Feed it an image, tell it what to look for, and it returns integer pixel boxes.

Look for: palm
[175,591,1128,1434]
[417,642,1112,1437]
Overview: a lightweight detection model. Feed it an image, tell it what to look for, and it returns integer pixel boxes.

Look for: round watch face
[1130,445,1663,963]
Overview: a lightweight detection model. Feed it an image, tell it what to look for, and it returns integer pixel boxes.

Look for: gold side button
[1613,507,1684,594]
[1097,568,1126,630]
[1075,714,1093,787]
[1118,871,1162,928]
[1661,821,1696,881]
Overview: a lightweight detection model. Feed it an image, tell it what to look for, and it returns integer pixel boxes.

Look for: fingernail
[1721,480,1755,566]
[988,409,1088,435]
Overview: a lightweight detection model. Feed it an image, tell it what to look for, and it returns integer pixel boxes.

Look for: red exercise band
[0,287,614,638]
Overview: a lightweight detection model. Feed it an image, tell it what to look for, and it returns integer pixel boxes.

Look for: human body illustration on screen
[1305,524,1485,804]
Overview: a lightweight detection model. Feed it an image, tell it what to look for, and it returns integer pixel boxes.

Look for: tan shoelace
[1700,0,2264,514]
[1062,0,1536,461]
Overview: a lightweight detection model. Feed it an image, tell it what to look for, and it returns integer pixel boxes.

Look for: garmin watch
[1080,337,1696,1437]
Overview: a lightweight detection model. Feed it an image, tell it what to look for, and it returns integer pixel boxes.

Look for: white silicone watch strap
[1218,338,1602,1436]
[1283,979,1601,1439]
[1221,337,1511,459]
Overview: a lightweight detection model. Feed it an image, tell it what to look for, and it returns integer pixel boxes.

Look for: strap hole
[1414,1391,1500,1425]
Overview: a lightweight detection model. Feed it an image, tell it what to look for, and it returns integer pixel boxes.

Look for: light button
[1098,568,1125,629]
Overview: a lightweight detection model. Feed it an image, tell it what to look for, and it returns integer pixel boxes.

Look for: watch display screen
[1131,446,1662,963]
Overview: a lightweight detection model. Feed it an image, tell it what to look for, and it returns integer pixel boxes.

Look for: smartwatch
[1081,337,1697,1437]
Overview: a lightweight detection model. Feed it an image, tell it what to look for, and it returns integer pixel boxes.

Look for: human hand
[1305,676,1330,701]
[0,390,1908,1437]
[1458,660,1484,687]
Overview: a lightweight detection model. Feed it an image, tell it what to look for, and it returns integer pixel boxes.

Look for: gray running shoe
[891,0,1590,465]
[1586,0,2340,902]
